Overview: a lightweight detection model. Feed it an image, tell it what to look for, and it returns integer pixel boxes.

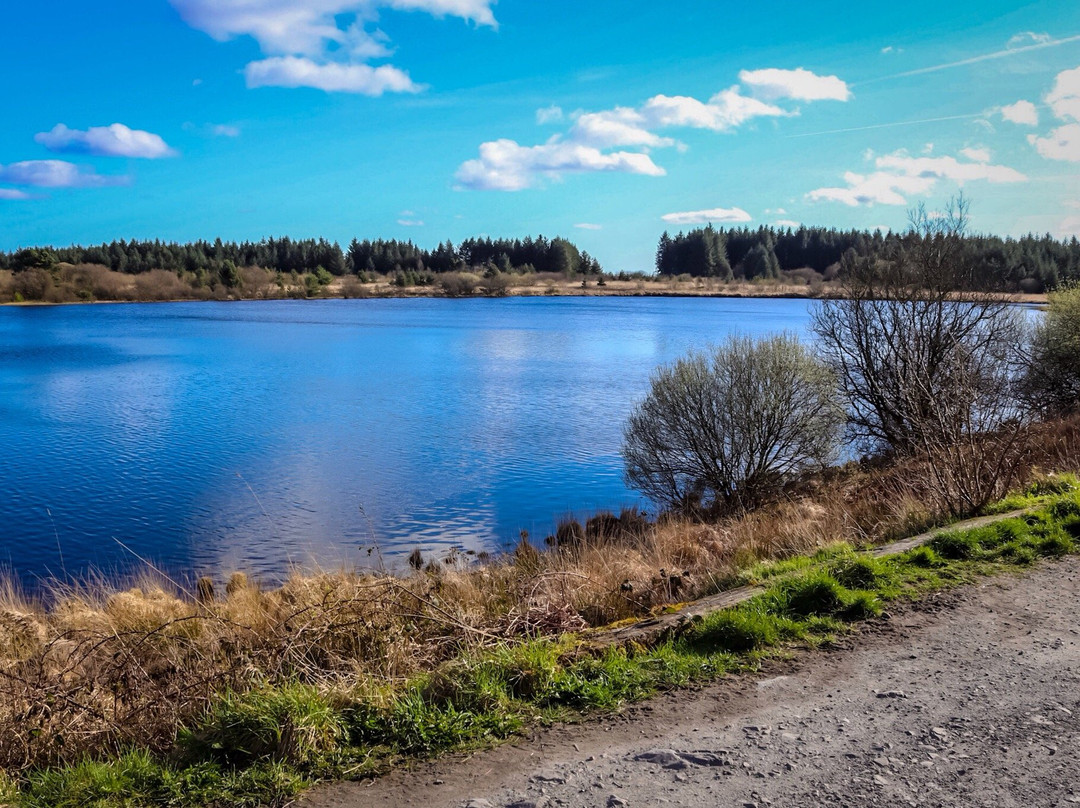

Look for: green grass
[11,487,1080,808]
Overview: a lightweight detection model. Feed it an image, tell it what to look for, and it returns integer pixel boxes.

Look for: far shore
[0,274,1052,307]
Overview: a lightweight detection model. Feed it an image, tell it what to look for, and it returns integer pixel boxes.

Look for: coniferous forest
[2,224,1078,303]
[656,224,1080,292]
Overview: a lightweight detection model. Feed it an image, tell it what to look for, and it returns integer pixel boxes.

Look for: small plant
[683,608,779,652]
[179,685,346,768]
[930,531,982,560]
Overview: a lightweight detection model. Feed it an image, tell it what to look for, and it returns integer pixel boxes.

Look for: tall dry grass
[1,415,1078,772]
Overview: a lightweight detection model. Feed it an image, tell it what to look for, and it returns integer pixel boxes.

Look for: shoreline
[0,279,1051,307]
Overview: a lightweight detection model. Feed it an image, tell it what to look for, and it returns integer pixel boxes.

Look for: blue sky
[2,0,1079,271]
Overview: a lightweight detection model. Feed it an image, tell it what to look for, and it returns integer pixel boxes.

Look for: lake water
[0,296,813,589]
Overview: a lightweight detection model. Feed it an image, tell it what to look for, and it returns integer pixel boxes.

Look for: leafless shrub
[812,195,1031,515]
[438,273,478,297]
[623,333,844,515]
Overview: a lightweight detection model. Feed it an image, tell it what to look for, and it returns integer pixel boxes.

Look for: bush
[623,334,843,514]
[1025,285,1080,416]
[439,273,478,297]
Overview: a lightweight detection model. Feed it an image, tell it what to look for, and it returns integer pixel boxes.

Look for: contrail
[787,112,987,138]
[855,33,1080,86]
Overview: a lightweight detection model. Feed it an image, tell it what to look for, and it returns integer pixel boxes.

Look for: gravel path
[305,556,1080,808]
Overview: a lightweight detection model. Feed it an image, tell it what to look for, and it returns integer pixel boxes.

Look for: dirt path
[305,556,1080,808]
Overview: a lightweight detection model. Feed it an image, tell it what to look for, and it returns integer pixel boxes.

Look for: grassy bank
[3,474,1080,807]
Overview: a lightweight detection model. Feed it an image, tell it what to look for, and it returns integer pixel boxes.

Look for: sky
[2,0,1080,272]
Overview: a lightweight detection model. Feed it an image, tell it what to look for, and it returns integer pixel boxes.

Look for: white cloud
[571,107,675,149]
[574,223,603,230]
[808,171,935,206]
[457,68,845,191]
[455,139,665,191]
[642,88,788,131]
[536,105,564,125]
[0,188,31,200]
[1007,31,1052,49]
[959,146,991,162]
[212,124,242,137]
[1047,66,1080,122]
[1029,124,1080,162]
[0,160,127,188]
[245,56,420,93]
[1000,100,1039,126]
[875,152,1026,183]
[169,0,494,94]
[808,149,1025,207]
[34,123,176,159]
[738,67,851,101]
[775,219,801,227]
[170,0,495,55]
[661,207,752,225]
[397,218,424,226]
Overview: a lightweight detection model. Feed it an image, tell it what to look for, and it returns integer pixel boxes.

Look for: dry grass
[2,415,1078,772]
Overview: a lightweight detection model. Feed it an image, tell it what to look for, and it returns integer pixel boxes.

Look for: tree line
[0,234,603,280]
[656,223,1080,292]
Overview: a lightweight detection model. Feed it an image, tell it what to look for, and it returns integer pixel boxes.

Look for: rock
[633,750,688,770]
[607,796,630,808]
[508,801,547,808]
[464,801,495,808]
[679,751,729,767]
[531,771,569,785]
[876,690,908,699]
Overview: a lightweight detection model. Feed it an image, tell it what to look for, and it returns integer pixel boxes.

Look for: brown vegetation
[0,415,1077,773]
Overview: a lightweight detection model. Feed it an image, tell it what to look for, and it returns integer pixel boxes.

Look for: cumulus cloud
[0,188,32,200]
[808,149,1026,207]
[245,56,420,93]
[775,219,801,227]
[0,160,127,189]
[459,68,846,190]
[397,217,424,226]
[574,223,603,230]
[1025,67,1080,162]
[1047,66,1080,122]
[169,0,494,93]
[959,146,991,162]
[212,124,242,137]
[34,123,176,159]
[738,67,850,101]
[661,207,752,225]
[875,153,1026,183]
[1000,100,1039,126]
[808,171,935,207]
[455,139,665,191]
[1029,124,1080,162]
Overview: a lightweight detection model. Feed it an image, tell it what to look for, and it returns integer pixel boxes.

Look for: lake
[0,296,814,589]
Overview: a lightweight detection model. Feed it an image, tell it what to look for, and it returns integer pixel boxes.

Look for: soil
[304,556,1080,808]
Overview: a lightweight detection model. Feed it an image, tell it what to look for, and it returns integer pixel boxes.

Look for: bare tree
[812,195,1030,514]
[622,334,843,515]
